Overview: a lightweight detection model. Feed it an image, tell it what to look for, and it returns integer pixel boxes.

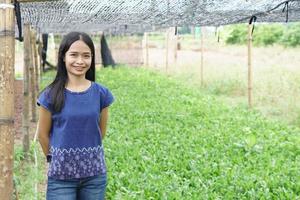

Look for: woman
[37,32,114,200]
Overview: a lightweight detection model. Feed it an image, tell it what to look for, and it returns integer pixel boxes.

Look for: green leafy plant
[224,23,300,47]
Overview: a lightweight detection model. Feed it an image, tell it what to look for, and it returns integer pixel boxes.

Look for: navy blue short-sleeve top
[37,82,114,180]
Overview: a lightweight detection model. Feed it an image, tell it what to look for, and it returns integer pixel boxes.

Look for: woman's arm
[37,106,52,156]
[99,107,109,140]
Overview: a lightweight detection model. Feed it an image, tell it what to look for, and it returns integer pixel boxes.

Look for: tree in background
[224,22,300,47]
[253,24,283,46]
[280,24,300,47]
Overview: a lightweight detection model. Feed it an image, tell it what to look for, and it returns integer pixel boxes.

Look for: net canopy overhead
[20,0,300,34]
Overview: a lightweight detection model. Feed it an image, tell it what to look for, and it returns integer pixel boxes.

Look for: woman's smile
[64,40,92,77]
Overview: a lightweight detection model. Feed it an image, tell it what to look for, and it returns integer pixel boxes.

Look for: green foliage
[224,23,300,47]
[253,24,283,46]
[205,79,246,96]
[97,66,300,199]
[14,143,46,200]
[14,146,25,166]
[280,24,300,47]
[292,107,300,127]
[225,24,248,45]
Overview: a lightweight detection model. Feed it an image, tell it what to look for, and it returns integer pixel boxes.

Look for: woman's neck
[65,75,90,90]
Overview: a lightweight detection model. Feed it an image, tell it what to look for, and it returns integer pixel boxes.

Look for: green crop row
[99,66,299,199]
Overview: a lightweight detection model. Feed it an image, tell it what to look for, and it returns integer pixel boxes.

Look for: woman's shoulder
[93,82,110,91]
[38,86,52,98]
[93,82,114,100]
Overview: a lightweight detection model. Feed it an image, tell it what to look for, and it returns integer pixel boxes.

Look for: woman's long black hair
[44,32,95,113]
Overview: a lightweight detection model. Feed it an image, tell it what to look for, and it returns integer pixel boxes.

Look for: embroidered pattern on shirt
[48,145,106,179]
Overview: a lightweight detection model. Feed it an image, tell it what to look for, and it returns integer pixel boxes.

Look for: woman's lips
[74,66,85,71]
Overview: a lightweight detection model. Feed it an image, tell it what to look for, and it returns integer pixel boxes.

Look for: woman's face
[64,40,92,78]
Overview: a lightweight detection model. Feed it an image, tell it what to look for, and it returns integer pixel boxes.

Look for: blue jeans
[46,174,107,200]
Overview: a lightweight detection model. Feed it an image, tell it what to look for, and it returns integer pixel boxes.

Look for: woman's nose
[76,56,84,64]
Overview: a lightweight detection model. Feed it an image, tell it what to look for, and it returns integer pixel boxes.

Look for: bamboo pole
[174,29,178,62]
[99,32,103,68]
[200,27,204,86]
[29,27,37,122]
[248,23,253,108]
[144,32,149,67]
[165,28,169,73]
[23,23,31,157]
[31,29,38,121]
[32,30,40,95]
[0,1,15,199]
[37,36,43,81]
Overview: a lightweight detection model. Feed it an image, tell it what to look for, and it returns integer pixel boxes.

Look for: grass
[145,35,300,127]
[14,143,46,200]
[14,65,299,199]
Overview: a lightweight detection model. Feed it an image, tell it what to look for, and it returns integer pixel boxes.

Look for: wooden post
[248,23,253,108]
[165,28,169,73]
[28,27,37,122]
[32,30,40,95]
[98,32,103,68]
[174,29,178,62]
[23,23,31,157]
[37,36,43,81]
[200,27,204,86]
[31,29,38,120]
[0,1,15,199]
[144,32,149,67]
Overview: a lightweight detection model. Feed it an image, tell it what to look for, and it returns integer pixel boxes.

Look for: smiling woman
[64,40,92,80]
[36,32,114,200]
